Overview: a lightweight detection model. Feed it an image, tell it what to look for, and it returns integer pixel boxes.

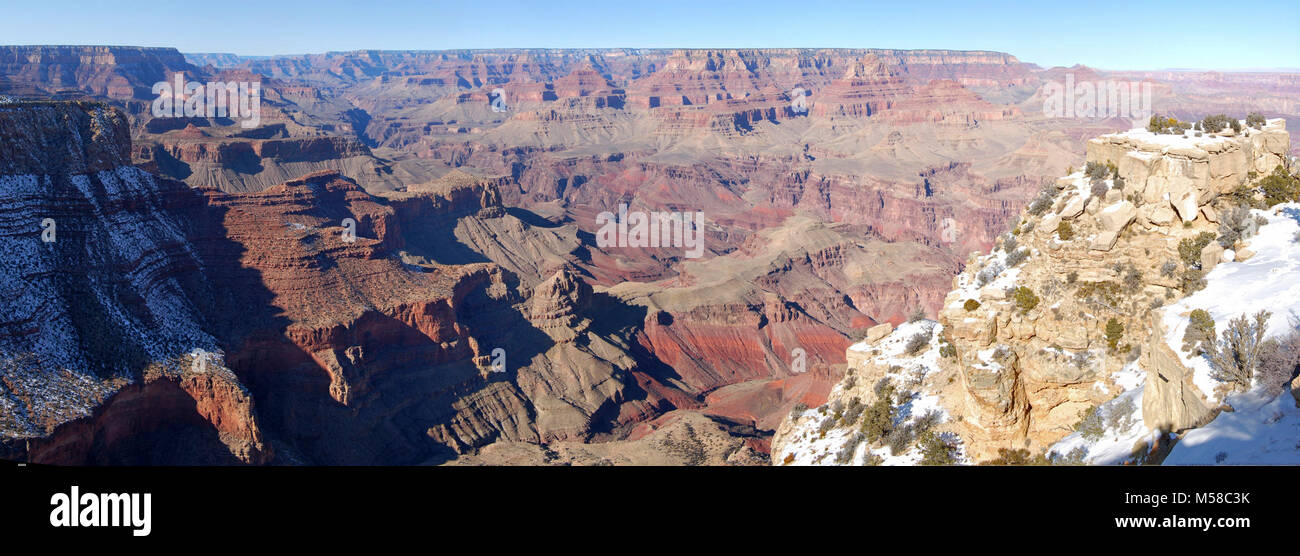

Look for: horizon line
[5,44,1298,74]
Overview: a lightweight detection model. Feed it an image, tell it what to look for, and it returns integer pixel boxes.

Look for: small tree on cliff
[1105,318,1125,353]
[1206,310,1272,391]
[1013,286,1039,313]
[1056,220,1074,241]
[1182,309,1216,356]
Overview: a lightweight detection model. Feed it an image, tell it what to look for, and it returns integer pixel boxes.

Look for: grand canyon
[2,44,1298,466]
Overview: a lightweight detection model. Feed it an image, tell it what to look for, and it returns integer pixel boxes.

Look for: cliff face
[773,119,1293,464]
[0,46,194,99]
[940,123,1291,457]
[0,101,132,174]
[0,102,742,464]
[0,102,269,463]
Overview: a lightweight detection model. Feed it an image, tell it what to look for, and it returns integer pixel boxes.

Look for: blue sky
[2,0,1297,70]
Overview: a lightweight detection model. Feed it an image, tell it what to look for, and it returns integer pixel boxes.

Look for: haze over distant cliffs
[0,45,1295,464]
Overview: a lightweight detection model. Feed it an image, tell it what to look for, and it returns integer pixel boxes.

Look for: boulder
[865,322,893,344]
[1039,214,1061,239]
[1200,241,1224,271]
[1090,231,1119,251]
[1085,196,1100,216]
[1098,201,1137,233]
[1171,190,1199,223]
[1059,194,1087,219]
[1142,202,1176,226]
[1200,205,1218,223]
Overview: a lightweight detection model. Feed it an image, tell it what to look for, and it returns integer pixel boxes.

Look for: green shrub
[1206,310,1272,391]
[1076,405,1105,441]
[938,339,957,359]
[904,329,932,355]
[1075,281,1121,306]
[1178,232,1217,269]
[835,432,865,464]
[1147,114,1191,134]
[981,448,1052,465]
[1180,268,1207,294]
[1013,286,1040,313]
[918,431,960,465]
[1199,113,1236,134]
[1026,186,1058,216]
[963,299,981,311]
[860,397,894,443]
[1258,166,1300,207]
[1005,248,1029,267]
[1084,161,1109,180]
[885,422,917,455]
[1246,112,1267,128]
[1057,219,1074,240]
[1221,183,1264,210]
[1105,318,1125,352]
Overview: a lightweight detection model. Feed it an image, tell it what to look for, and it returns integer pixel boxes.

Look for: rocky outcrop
[937,121,1289,459]
[774,118,1292,464]
[1086,122,1289,209]
[0,102,268,464]
[1140,317,1213,433]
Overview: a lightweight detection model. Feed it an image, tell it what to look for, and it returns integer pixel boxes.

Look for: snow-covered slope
[1050,202,1300,464]
[777,321,965,465]
[1160,203,1300,464]
[0,105,223,442]
[1161,203,1300,402]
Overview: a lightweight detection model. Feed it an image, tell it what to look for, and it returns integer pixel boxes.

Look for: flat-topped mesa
[0,46,194,100]
[1085,119,1289,223]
